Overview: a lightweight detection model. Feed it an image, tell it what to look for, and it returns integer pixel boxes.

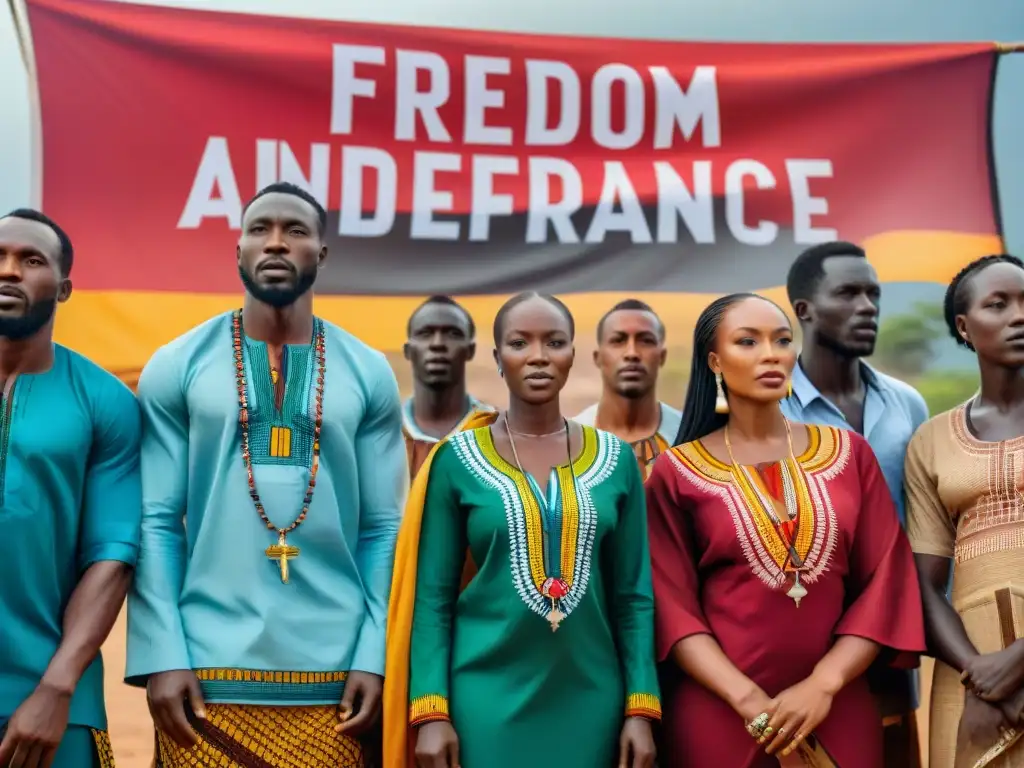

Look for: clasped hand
[740,674,835,759]
[962,643,1024,704]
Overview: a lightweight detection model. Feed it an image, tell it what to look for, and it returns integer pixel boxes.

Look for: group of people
[0,180,1022,768]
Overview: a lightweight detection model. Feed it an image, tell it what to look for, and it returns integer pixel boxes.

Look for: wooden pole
[996,41,1024,54]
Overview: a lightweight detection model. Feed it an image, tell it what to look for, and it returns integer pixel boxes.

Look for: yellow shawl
[382,409,497,767]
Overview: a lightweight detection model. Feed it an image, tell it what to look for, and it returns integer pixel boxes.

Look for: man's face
[237,193,324,307]
[593,309,666,399]
[0,217,69,340]
[799,256,881,358]
[403,303,475,389]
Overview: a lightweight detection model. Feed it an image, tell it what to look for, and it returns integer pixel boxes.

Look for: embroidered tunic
[905,405,1024,768]
[125,312,407,708]
[0,345,140,768]
[407,425,660,768]
[646,425,924,768]
[574,401,683,479]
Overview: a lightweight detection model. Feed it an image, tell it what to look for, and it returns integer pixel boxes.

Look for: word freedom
[178,46,838,246]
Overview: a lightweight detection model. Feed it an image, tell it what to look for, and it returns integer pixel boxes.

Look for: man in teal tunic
[0,208,142,767]
[126,183,406,768]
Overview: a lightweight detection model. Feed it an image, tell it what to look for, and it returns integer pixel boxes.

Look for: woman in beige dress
[906,254,1024,768]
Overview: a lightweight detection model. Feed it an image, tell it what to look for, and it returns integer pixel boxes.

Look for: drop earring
[787,378,793,398]
[715,372,729,414]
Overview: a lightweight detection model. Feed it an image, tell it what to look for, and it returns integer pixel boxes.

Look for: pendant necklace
[232,309,326,584]
[504,412,577,632]
[724,418,811,607]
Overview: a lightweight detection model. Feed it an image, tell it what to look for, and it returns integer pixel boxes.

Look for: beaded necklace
[231,309,326,584]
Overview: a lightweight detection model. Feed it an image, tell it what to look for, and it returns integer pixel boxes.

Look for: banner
[19,0,1004,381]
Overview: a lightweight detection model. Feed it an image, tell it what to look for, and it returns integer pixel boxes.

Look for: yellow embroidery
[269,426,292,458]
[625,693,662,720]
[195,668,348,683]
[475,427,599,591]
[410,694,450,725]
[670,425,847,588]
[90,729,116,767]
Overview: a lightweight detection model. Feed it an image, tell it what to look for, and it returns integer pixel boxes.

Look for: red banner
[19,0,1004,377]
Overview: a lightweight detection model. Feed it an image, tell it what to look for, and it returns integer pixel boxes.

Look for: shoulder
[322,319,397,390]
[573,404,598,425]
[658,402,683,438]
[58,345,140,426]
[139,313,229,386]
[907,407,959,456]
[871,368,929,420]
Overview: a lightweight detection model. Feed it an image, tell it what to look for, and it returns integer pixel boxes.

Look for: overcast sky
[2,0,1022,249]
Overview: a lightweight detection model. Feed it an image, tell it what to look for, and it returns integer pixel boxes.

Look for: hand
[957,690,1014,761]
[0,682,71,768]
[763,674,835,757]
[335,671,383,736]
[733,685,774,725]
[618,717,656,768]
[414,720,460,768]
[962,644,1024,702]
[999,687,1024,726]
[146,670,206,748]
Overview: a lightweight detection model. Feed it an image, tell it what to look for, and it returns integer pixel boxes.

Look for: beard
[817,328,874,359]
[0,297,57,340]
[239,264,317,308]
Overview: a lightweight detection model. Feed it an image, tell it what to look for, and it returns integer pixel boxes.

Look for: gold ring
[761,726,774,740]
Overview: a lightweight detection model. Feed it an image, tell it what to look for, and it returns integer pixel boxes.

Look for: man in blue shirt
[0,209,142,767]
[780,240,928,768]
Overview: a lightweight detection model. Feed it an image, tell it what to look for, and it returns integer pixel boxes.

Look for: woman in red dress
[646,293,924,767]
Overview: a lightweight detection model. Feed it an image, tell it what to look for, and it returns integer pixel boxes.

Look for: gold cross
[264,531,300,583]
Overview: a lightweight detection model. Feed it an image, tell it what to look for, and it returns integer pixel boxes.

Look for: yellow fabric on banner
[381,409,498,768]
[52,230,1002,378]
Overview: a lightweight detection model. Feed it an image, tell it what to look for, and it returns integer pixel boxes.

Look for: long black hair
[674,292,784,446]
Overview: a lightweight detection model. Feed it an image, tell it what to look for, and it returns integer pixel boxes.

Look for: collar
[788,358,881,408]
[402,395,489,442]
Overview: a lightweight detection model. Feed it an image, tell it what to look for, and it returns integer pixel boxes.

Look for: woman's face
[710,297,796,405]
[494,297,575,404]
[958,261,1024,368]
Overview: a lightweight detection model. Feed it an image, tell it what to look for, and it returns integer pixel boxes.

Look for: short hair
[242,182,327,237]
[785,241,866,306]
[596,298,665,342]
[3,208,74,277]
[943,254,1024,349]
[492,291,575,346]
[407,295,476,339]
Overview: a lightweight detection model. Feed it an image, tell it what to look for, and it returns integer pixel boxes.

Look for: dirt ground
[99,607,933,767]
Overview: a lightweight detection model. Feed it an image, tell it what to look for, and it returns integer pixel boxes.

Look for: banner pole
[996,41,1024,54]
[7,0,43,209]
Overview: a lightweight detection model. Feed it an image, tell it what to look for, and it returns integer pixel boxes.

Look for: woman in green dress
[394,292,660,768]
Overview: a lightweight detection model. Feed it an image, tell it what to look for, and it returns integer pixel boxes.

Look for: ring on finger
[758,726,775,743]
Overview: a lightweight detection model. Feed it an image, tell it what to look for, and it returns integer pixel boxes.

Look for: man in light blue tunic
[0,209,142,768]
[126,183,406,768]
[780,241,928,768]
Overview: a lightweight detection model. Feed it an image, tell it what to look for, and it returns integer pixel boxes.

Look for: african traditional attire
[574,401,682,479]
[383,415,661,768]
[0,345,142,767]
[906,405,1024,768]
[126,312,407,768]
[402,395,494,480]
[647,425,925,768]
[782,361,929,768]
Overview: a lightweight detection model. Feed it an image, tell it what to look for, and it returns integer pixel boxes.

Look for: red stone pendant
[541,577,569,600]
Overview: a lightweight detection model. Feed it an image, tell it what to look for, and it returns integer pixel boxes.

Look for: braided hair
[675,292,787,446]
[943,254,1024,350]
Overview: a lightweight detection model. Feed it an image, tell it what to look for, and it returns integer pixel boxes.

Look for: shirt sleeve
[610,443,661,720]
[645,452,712,663]
[349,357,407,676]
[904,423,955,558]
[125,346,193,684]
[834,433,926,663]
[78,378,143,571]
[409,443,464,725]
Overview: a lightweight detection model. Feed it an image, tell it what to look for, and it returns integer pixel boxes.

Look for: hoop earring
[715,372,729,414]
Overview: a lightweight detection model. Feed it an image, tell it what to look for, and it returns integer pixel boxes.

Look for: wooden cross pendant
[265,531,300,584]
